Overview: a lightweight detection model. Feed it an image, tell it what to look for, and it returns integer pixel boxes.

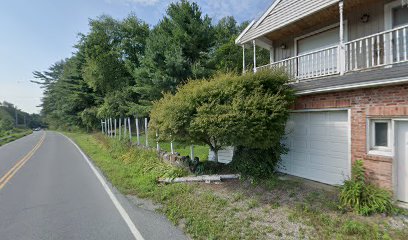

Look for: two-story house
[236,0,408,203]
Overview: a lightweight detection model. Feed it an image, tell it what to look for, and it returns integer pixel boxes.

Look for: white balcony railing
[255,24,408,81]
[257,46,339,80]
[346,24,408,72]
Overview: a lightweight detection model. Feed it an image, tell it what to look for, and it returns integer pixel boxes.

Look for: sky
[0,0,271,114]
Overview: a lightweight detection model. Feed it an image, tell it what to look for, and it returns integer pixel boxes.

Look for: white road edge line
[61,133,145,240]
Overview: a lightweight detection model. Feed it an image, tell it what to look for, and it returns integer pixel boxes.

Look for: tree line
[34,0,269,130]
[0,101,42,133]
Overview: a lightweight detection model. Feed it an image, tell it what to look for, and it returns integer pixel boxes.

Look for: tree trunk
[213,149,219,163]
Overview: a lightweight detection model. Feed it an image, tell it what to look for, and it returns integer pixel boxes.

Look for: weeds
[339,160,394,215]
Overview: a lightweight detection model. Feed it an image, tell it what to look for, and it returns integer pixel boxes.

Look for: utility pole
[15,108,18,127]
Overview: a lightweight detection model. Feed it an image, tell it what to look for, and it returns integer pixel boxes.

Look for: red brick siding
[294,84,408,189]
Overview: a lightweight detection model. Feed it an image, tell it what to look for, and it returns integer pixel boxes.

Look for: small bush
[339,160,394,215]
[231,144,286,179]
[149,69,295,165]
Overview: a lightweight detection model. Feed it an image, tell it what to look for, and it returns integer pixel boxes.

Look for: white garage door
[280,111,350,185]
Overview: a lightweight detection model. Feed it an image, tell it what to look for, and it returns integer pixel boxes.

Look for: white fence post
[109,118,111,136]
[107,118,110,137]
[119,118,122,139]
[170,134,174,154]
[114,119,117,138]
[145,118,148,147]
[156,131,160,152]
[135,117,140,145]
[124,117,127,138]
[128,117,132,143]
[105,119,108,135]
[110,118,113,137]
[190,145,194,160]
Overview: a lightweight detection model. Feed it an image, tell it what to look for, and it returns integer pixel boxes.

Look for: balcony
[255,23,408,82]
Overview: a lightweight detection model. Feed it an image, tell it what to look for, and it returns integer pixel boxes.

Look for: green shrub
[339,160,394,215]
[231,145,286,179]
[150,69,295,169]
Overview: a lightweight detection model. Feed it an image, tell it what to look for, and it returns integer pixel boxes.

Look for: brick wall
[294,83,408,189]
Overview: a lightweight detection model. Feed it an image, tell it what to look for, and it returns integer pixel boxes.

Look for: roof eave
[235,20,255,45]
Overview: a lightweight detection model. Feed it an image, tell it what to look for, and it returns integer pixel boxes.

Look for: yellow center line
[0,132,46,190]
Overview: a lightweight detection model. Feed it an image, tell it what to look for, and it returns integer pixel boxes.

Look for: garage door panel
[290,126,308,136]
[292,139,308,150]
[280,111,350,185]
[328,126,348,138]
[309,125,329,139]
[328,111,348,122]
[310,154,349,170]
[309,150,348,163]
[292,165,347,185]
[292,113,308,122]
[309,140,348,153]
[291,153,346,171]
[309,112,327,123]
[292,151,310,162]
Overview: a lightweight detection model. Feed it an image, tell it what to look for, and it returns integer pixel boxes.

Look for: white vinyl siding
[238,0,339,44]
[280,111,350,185]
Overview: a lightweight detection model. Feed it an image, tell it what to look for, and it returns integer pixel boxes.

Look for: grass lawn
[0,129,33,146]
[65,132,408,240]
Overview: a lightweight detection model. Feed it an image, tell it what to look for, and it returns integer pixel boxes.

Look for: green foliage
[0,118,13,131]
[0,101,41,133]
[211,17,269,74]
[135,0,215,96]
[0,129,33,146]
[231,145,286,179]
[150,70,295,164]
[339,160,394,215]
[35,1,252,131]
[66,132,267,239]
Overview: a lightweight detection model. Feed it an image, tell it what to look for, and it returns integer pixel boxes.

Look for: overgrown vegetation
[149,70,295,164]
[66,132,408,239]
[231,146,286,179]
[35,0,270,131]
[65,132,267,239]
[339,160,394,216]
[0,129,33,146]
[0,101,42,132]
[0,101,41,145]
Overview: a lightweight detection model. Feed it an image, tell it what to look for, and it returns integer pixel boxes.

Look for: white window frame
[384,0,403,30]
[368,119,393,156]
[384,0,407,65]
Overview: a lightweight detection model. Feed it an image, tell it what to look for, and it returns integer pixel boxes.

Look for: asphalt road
[0,131,187,240]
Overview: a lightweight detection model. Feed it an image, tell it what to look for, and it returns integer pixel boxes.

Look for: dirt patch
[191,177,408,239]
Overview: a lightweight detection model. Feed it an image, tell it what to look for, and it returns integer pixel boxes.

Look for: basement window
[369,119,392,156]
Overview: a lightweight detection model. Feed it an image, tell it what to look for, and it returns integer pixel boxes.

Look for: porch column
[269,45,275,64]
[339,1,346,75]
[253,40,257,72]
[242,45,246,74]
